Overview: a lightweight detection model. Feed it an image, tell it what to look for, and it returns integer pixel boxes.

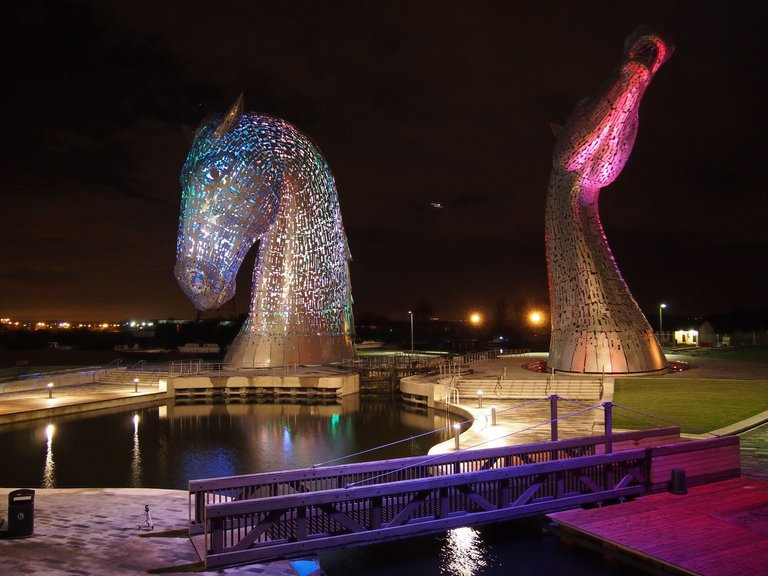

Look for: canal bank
[3,352,768,575]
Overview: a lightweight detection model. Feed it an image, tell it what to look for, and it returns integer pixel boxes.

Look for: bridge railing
[188,426,680,534]
[341,354,443,370]
[200,448,651,567]
[193,430,740,568]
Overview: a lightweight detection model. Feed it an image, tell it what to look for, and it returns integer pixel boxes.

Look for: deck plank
[548,477,768,576]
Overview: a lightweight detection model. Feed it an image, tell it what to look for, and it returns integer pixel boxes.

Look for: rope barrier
[345,403,603,488]
[312,396,552,468]
[611,403,718,437]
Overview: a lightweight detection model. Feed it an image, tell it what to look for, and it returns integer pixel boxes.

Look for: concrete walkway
[0,487,319,575]
[0,382,166,425]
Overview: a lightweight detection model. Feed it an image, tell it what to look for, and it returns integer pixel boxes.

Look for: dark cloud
[2,0,766,321]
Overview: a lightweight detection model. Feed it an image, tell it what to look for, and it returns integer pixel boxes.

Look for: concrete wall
[168,372,360,396]
[0,367,110,394]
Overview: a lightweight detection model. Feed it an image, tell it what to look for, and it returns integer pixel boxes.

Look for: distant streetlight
[528,310,545,326]
[408,311,414,352]
[659,303,667,342]
[469,312,482,326]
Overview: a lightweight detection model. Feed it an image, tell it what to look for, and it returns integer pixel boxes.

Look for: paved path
[0,383,166,425]
[0,487,319,575]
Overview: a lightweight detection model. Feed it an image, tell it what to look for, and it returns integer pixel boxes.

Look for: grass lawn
[678,346,768,363]
[612,378,768,432]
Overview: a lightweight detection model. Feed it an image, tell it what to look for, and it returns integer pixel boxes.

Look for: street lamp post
[408,310,414,352]
[659,303,667,343]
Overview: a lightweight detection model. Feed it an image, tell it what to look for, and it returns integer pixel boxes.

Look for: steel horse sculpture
[545,32,672,374]
[175,96,355,368]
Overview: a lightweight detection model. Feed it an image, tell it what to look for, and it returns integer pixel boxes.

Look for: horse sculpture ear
[214,94,244,138]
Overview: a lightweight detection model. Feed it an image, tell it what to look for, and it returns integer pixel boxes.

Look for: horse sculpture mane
[175,96,355,368]
[545,32,672,374]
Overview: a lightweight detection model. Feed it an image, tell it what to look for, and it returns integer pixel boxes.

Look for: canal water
[6,397,765,575]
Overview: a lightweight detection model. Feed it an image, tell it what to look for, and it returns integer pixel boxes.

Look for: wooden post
[550,394,558,442]
[604,401,613,454]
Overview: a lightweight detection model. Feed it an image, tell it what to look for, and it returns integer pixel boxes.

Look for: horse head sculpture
[545,32,673,374]
[175,96,355,368]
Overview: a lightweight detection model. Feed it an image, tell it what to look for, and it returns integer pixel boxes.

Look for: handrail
[200,446,654,567]
[188,426,681,533]
[101,359,122,371]
[128,359,147,372]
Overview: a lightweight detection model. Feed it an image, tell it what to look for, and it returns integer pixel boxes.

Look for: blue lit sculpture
[175,96,355,368]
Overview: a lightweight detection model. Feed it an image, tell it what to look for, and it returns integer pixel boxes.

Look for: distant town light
[469,312,482,326]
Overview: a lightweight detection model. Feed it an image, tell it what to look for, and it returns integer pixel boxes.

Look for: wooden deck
[547,477,768,576]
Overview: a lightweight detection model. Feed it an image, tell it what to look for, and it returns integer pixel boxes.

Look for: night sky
[2,0,766,324]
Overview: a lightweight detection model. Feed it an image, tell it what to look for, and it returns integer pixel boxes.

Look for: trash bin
[7,489,35,538]
[669,468,688,495]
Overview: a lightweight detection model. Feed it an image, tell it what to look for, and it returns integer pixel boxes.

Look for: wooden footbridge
[187,397,741,569]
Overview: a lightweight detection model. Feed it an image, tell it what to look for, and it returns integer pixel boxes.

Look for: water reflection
[42,423,56,488]
[130,414,142,487]
[439,527,492,576]
[0,396,456,490]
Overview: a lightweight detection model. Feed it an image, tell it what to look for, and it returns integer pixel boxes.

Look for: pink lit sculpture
[545,32,672,374]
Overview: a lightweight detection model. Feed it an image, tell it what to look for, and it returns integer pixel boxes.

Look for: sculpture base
[224,331,356,369]
[547,329,668,375]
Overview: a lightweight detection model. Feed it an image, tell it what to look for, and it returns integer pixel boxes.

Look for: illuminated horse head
[175,96,355,368]
[545,32,672,374]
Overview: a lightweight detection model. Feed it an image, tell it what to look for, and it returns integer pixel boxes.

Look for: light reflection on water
[42,423,55,488]
[0,396,457,490]
[440,527,491,576]
[130,413,142,488]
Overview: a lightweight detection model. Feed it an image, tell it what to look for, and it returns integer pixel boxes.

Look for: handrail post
[550,394,558,441]
[604,401,613,454]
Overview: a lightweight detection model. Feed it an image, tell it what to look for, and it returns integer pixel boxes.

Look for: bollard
[47,382,54,399]
[477,390,483,408]
[453,423,461,450]
[669,468,688,495]
[550,394,558,441]
[134,378,139,393]
[491,405,497,426]
[604,401,613,454]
